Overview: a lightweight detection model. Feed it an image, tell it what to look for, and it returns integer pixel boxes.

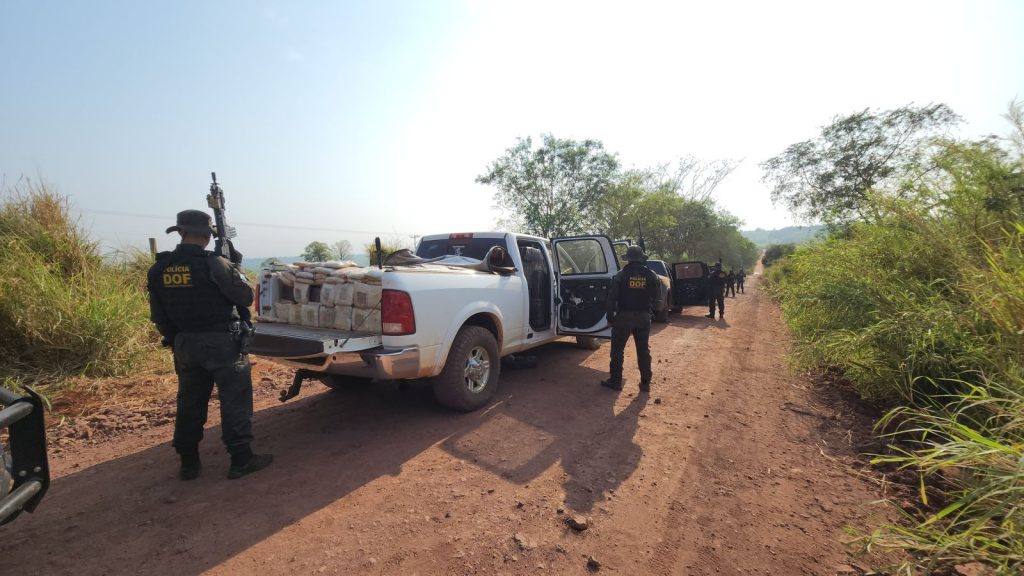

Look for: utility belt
[178,321,239,334]
[175,321,253,355]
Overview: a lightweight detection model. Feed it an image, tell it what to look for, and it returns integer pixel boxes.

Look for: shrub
[0,182,159,400]
[768,116,1023,572]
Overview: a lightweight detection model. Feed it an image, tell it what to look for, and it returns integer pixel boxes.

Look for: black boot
[228,450,273,480]
[179,451,201,481]
[600,378,623,391]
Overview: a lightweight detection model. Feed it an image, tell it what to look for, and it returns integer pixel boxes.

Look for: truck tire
[432,326,500,412]
[654,307,669,323]
[575,336,602,350]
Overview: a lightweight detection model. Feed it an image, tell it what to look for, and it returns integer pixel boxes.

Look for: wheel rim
[463,345,491,393]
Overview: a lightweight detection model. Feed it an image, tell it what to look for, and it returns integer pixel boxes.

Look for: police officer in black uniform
[601,245,662,393]
[706,262,727,319]
[147,210,272,481]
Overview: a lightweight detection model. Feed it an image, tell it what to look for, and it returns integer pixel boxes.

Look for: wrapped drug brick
[320,283,337,307]
[318,305,336,328]
[333,305,352,331]
[352,307,381,332]
[300,303,320,327]
[288,303,303,325]
[273,301,294,322]
[334,282,354,307]
[293,282,312,304]
[353,282,382,309]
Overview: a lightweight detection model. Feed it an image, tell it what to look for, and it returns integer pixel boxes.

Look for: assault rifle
[206,173,254,354]
[207,172,238,262]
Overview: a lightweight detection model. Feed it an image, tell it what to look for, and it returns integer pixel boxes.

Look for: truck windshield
[417,237,509,261]
[644,260,667,276]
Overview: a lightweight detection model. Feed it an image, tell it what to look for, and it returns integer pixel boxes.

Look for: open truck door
[552,235,619,338]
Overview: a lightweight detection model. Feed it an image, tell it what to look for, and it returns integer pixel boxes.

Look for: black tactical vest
[616,263,655,312]
[150,246,238,332]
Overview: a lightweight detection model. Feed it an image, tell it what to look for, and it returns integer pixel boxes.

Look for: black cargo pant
[737,278,744,293]
[609,310,652,385]
[172,332,253,459]
[708,290,725,318]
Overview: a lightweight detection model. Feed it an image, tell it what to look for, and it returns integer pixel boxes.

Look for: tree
[761,103,960,225]
[331,239,353,260]
[650,156,739,202]
[477,134,619,237]
[301,241,332,262]
[762,243,796,267]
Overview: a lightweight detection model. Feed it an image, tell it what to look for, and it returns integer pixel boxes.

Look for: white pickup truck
[250,232,622,411]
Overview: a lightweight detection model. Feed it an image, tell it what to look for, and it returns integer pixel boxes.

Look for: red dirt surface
[2,273,897,575]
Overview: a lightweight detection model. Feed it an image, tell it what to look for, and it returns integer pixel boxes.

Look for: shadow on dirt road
[3,340,639,575]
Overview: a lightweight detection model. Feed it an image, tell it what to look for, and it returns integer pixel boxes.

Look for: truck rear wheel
[432,326,500,412]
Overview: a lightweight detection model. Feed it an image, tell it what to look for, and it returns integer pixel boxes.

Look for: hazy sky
[2,1,1022,257]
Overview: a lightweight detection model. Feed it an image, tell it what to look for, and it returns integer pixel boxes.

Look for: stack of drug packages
[259,260,383,332]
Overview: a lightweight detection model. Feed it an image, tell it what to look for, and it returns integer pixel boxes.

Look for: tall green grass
[766,132,1023,572]
[0,182,158,400]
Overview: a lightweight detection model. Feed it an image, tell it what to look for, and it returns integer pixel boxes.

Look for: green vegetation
[764,103,1024,573]
[479,136,759,270]
[477,134,620,238]
[742,225,823,247]
[301,240,332,262]
[761,243,795,267]
[0,182,160,401]
[364,237,412,265]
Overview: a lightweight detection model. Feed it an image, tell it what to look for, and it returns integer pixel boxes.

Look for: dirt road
[2,275,894,575]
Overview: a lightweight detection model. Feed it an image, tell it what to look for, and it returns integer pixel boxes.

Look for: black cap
[166,209,216,236]
[625,245,647,262]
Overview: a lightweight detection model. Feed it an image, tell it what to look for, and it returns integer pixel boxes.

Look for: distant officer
[147,209,272,481]
[706,262,727,320]
[726,269,736,297]
[601,245,662,393]
[736,268,746,294]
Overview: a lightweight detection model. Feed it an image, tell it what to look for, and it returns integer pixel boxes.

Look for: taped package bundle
[353,282,382,310]
[333,305,352,331]
[288,302,303,325]
[293,281,312,304]
[352,306,381,332]
[273,301,294,323]
[319,283,337,307]
[318,305,336,328]
[300,303,321,327]
[334,283,354,307]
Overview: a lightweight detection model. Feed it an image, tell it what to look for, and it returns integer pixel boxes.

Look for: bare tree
[653,156,740,202]
[331,239,353,260]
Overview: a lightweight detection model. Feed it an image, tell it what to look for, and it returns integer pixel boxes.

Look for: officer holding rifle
[146,176,272,481]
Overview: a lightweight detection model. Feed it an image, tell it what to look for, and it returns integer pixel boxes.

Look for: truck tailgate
[251,323,382,358]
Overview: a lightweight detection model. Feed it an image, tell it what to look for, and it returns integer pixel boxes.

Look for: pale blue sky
[2,1,1022,257]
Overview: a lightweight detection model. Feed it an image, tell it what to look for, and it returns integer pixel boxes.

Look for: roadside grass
[0,181,166,406]
[764,135,1023,572]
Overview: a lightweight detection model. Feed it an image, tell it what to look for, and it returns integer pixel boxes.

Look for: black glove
[606,310,616,323]
[225,239,244,265]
